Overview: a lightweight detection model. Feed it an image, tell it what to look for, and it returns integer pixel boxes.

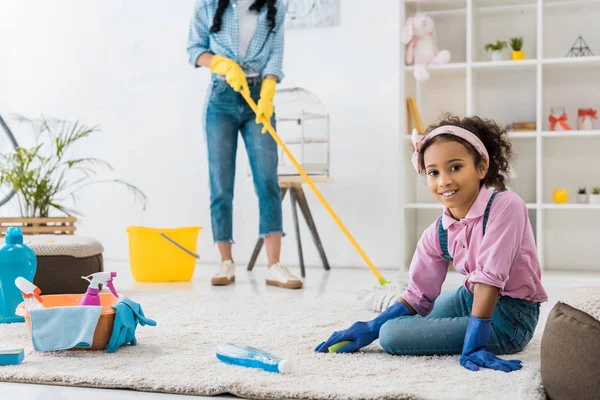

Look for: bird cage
[248,87,330,178]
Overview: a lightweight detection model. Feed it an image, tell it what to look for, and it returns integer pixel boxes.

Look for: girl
[315,115,548,373]
[187,0,303,289]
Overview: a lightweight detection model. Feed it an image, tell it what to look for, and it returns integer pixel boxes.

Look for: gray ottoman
[25,235,104,295]
[540,286,600,400]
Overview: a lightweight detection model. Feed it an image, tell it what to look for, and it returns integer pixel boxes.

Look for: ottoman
[25,235,104,295]
[540,286,600,400]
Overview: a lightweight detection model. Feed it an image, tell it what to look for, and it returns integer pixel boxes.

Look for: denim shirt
[187,0,286,82]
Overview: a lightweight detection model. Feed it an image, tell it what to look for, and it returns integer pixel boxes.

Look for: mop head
[357,280,409,313]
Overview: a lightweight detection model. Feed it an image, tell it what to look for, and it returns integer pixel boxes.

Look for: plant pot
[511,51,525,60]
[577,194,589,204]
[491,51,504,62]
[589,194,600,204]
[0,217,77,236]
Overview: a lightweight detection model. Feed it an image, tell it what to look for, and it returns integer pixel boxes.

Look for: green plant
[510,37,524,51]
[592,187,600,195]
[0,115,148,218]
[578,187,587,194]
[485,40,508,52]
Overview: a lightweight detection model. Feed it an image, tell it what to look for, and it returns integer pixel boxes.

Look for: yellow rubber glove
[256,78,276,134]
[209,55,249,95]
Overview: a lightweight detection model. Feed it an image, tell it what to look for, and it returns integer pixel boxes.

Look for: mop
[240,89,391,287]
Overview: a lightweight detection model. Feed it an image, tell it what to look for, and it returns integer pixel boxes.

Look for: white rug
[0,290,546,400]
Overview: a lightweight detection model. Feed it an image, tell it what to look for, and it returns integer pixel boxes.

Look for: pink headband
[411,126,489,174]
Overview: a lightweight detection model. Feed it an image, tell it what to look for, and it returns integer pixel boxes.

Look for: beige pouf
[540,286,600,400]
[25,235,104,295]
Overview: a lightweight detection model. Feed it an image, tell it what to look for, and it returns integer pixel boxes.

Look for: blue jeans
[204,76,282,243]
[379,286,539,356]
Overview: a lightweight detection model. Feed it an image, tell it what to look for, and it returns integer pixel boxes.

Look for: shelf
[405,57,600,75]
[400,0,600,272]
[540,130,600,138]
[542,56,600,69]
[540,204,600,210]
[472,59,537,71]
[409,0,599,15]
[507,131,537,138]
[405,63,467,72]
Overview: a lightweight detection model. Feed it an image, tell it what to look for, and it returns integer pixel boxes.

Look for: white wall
[0,0,404,270]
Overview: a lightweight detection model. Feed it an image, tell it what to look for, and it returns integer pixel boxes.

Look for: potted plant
[589,187,600,204]
[577,187,588,204]
[510,37,525,60]
[0,115,148,235]
[485,40,508,62]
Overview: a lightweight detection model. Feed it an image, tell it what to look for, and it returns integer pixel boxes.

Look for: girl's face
[423,139,487,219]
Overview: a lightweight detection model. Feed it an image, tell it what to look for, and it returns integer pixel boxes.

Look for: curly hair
[419,114,514,191]
[210,0,278,34]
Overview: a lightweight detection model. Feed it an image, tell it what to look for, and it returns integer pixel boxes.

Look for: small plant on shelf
[590,187,600,204]
[510,37,525,60]
[577,187,588,204]
[485,40,508,62]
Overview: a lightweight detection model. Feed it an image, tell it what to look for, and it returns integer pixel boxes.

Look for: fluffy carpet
[0,290,546,400]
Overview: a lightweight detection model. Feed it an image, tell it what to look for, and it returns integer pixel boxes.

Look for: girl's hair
[419,114,513,191]
[210,0,278,34]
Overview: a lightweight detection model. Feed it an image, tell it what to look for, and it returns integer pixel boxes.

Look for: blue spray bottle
[0,227,37,323]
[216,343,293,373]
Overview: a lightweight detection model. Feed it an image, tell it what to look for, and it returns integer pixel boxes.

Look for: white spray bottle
[78,272,118,306]
[14,277,44,316]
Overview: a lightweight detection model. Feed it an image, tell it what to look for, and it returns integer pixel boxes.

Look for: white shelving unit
[400,0,600,272]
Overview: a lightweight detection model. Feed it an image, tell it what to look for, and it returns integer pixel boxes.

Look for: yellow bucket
[126,226,202,282]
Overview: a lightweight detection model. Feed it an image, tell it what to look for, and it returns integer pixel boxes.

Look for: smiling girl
[315,114,548,373]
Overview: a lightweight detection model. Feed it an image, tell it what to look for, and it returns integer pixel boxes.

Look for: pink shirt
[402,186,548,316]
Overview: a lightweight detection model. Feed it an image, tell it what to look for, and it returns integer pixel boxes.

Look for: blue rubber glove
[460,315,522,373]
[315,301,412,353]
[106,297,157,353]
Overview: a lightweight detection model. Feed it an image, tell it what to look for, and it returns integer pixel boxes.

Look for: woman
[187,0,302,289]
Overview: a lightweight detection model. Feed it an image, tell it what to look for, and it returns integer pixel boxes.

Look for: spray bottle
[78,272,118,306]
[14,277,44,316]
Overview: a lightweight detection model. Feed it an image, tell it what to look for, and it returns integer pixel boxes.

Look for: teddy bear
[402,15,451,81]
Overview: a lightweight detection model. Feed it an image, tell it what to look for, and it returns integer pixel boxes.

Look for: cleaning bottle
[216,343,293,374]
[0,227,37,323]
[78,272,118,306]
[14,277,44,316]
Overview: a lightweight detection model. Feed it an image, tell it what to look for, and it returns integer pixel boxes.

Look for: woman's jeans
[204,76,282,243]
[379,286,539,356]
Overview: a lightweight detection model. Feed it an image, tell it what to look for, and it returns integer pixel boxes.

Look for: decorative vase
[549,107,572,131]
[577,194,589,204]
[511,51,525,60]
[589,194,600,204]
[577,108,597,131]
[491,51,504,62]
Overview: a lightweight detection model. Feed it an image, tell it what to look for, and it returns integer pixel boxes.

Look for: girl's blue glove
[315,301,412,353]
[460,316,522,372]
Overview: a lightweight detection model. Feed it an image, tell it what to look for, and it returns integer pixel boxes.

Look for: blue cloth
[315,302,412,353]
[379,286,539,356]
[460,316,522,372]
[106,297,156,353]
[187,0,286,82]
[30,306,102,352]
[205,78,281,242]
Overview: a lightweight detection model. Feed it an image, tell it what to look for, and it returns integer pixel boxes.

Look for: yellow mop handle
[241,89,389,286]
